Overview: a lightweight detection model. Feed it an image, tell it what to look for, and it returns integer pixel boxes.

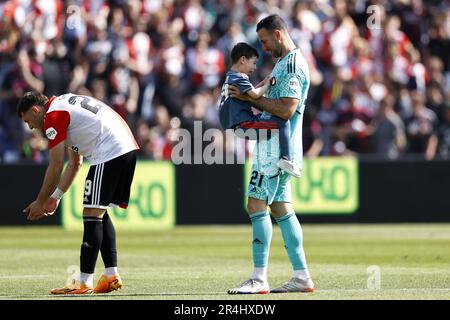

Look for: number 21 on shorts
[249,170,264,187]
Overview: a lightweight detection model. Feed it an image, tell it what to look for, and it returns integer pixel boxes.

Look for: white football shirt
[43,93,139,164]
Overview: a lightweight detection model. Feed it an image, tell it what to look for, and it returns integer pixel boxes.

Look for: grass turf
[0,224,449,300]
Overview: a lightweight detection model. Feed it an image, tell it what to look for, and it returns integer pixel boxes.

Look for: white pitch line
[314,288,450,293]
[0,288,449,299]
[0,275,53,279]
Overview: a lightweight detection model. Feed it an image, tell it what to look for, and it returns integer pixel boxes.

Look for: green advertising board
[244,157,359,214]
[62,161,175,230]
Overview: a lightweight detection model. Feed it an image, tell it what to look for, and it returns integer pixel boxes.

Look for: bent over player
[17,91,139,294]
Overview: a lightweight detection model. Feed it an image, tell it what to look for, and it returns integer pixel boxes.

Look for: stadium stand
[0,0,449,163]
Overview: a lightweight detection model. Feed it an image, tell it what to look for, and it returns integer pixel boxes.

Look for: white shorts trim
[92,163,104,206]
[84,204,110,209]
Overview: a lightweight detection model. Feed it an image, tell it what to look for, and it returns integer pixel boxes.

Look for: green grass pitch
[0,224,449,300]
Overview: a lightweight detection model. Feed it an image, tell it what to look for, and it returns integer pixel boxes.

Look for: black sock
[101,213,117,268]
[80,216,103,274]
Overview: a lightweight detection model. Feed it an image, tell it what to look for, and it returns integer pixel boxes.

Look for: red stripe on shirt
[239,121,279,129]
[44,110,70,149]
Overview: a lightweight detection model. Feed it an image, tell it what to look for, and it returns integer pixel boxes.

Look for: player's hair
[256,14,288,32]
[17,91,48,118]
[230,42,259,64]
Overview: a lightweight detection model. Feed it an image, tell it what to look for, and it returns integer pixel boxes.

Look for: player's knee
[269,202,294,219]
[247,199,267,214]
[247,202,257,214]
[83,207,106,218]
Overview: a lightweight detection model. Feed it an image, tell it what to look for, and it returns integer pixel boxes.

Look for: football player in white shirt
[18,91,139,295]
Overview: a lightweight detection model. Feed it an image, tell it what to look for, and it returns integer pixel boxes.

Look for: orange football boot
[50,282,93,295]
[93,274,123,293]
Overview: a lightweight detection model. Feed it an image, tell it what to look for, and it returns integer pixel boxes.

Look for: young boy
[218,42,301,177]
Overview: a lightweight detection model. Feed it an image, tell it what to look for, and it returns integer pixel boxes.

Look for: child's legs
[269,116,291,160]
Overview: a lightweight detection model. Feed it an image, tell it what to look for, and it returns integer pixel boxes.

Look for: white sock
[251,267,268,282]
[79,272,94,286]
[105,267,118,276]
[293,269,310,280]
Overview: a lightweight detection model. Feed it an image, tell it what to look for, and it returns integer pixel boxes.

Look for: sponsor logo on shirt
[45,127,57,140]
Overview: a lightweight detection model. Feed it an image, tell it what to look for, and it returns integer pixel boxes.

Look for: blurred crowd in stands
[0,0,449,163]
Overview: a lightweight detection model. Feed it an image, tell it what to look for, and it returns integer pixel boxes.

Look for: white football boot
[271,277,315,293]
[228,279,270,294]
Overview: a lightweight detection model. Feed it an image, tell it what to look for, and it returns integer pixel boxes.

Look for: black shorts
[83,150,137,209]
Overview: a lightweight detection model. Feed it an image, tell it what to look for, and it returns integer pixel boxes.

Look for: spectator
[335,89,374,154]
[186,31,225,90]
[370,94,406,159]
[436,104,450,159]
[404,90,439,160]
[41,38,72,97]
[217,21,248,69]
